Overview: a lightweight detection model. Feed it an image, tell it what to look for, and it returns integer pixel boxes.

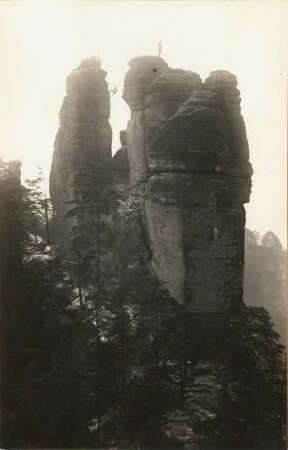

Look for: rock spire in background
[8,160,21,184]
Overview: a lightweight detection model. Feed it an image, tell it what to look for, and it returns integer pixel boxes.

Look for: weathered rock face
[146,87,252,310]
[50,57,112,223]
[122,56,168,194]
[123,57,202,195]
[144,68,202,149]
[123,57,252,311]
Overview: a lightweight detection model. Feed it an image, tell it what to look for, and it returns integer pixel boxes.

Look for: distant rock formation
[8,160,21,183]
[50,55,253,314]
[244,229,287,342]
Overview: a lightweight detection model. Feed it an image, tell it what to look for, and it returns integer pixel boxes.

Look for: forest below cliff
[0,158,286,449]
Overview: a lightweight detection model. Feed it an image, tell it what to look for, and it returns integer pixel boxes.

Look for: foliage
[244,227,287,343]
[204,307,286,449]
[0,161,286,449]
[24,168,53,245]
[0,158,25,276]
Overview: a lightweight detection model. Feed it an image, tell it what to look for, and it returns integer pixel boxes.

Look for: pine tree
[209,307,286,449]
[24,168,53,245]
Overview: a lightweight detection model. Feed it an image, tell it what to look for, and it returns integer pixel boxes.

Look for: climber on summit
[158,39,162,57]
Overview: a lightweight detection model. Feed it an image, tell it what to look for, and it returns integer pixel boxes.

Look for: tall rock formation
[50,57,112,226]
[46,57,285,450]
[123,57,253,312]
[50,55,252,314]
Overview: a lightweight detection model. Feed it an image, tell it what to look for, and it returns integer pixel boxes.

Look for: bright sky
[0,0,287,246]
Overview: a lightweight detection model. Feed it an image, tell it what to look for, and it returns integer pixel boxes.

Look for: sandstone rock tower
[50,55,252,313]
[123,56,253,311]
[50,56,112,223]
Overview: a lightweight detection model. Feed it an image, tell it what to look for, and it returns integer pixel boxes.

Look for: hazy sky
[0,0,287,246]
